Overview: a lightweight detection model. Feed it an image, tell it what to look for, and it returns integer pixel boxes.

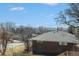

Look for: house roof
[31,31,79,43]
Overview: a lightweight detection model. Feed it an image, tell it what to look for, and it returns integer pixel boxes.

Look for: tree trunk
[1,41,7,55]
[1,45,7,55]
[26,39,30,53]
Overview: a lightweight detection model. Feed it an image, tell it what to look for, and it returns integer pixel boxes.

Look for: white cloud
[43,3,59,6]
[47,14,54,17]
[9,6,25,11]
[45,14,54,18]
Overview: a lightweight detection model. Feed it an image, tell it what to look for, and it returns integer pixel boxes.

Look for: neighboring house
[30,31,79,56]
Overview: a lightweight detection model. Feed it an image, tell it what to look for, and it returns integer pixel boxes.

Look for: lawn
[0,42,33,56]
[4,43,25,56]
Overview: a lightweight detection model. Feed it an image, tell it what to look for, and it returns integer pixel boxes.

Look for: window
[59,42,67,46]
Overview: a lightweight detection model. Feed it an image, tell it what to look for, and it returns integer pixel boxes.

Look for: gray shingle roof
[31,31,79,43]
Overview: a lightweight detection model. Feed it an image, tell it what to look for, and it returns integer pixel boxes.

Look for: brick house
[30,31,79,56]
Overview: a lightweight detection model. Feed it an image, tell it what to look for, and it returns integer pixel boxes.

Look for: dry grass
[5,44,25,56]
[0,43,33,56]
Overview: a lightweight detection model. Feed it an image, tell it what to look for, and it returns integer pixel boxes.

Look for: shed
[31,31,79,55]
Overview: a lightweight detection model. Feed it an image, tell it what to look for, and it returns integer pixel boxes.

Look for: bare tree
[56,4,79,27]
[0,22,15,55]
[55,3,79,38]
[35,26,49,34]
[16,26,33,53]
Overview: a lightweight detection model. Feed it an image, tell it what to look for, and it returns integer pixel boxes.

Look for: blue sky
[0,3,69,28]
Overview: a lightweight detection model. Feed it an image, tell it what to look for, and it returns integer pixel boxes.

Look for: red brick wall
[32,40,74,55]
